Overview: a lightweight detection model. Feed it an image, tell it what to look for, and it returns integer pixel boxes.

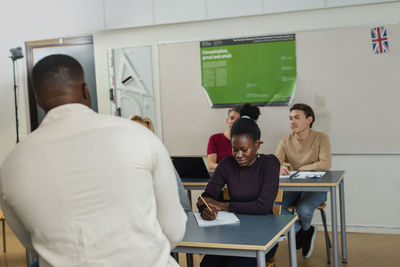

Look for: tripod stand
[9,47,24,143]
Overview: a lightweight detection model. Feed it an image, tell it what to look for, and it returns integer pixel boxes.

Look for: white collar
[40,104,94,127]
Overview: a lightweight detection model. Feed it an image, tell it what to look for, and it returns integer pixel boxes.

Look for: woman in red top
[207,106,240,170]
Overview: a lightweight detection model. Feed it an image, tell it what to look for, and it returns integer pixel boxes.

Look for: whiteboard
[159,24,400,154]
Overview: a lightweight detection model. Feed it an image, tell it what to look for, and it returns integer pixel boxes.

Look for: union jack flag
[371,26,389,54]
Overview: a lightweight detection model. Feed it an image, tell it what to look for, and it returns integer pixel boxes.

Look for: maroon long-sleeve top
[202,154,280,215]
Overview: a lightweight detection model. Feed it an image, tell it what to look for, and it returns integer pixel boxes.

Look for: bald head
[32,54,90,112]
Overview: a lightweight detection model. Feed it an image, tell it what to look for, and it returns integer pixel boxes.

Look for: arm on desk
[197,165,227,219]
[275,140,290,175]
[274,139,288,165]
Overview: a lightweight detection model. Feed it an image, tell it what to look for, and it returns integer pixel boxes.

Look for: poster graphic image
[200,34,297,107]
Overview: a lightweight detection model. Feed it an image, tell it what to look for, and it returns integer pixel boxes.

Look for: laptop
[171,156,211,179]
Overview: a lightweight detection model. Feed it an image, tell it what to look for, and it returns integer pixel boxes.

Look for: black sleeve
[196,161,227,212]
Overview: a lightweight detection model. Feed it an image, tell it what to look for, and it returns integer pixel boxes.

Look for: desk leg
[339,179,348,263]
[288,224,298,267]
[256,250,266,267]
[330,186,339,267]
[186,253,194,267]
[187,190,192,209]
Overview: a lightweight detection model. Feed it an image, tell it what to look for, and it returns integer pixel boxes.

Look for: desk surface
[179,213,297,251]
[181,170,345,188]
[280,170,345,187]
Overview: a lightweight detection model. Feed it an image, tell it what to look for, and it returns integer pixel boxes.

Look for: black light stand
[9,47,24,143]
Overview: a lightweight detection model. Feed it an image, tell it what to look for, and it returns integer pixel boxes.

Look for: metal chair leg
[320,208,331,264]
[186,253,194,267]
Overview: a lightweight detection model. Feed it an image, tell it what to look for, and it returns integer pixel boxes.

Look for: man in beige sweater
[275,103,331,259]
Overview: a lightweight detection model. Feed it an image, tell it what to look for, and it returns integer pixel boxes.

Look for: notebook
[280,171,326,179]
[171,156,211,179]
[193,211,240,227]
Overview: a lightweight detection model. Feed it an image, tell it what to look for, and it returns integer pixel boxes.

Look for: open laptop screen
[171,156,210,179]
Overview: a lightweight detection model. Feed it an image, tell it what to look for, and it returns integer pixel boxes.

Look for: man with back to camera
[0,54,187,267]
[275,103,331,259]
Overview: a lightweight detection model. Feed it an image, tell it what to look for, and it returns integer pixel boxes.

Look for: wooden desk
[181,170,347,267]
[173,212,298,267]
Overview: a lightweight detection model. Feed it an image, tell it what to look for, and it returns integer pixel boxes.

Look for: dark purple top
[202,154,280,215]
[207,133,232,163]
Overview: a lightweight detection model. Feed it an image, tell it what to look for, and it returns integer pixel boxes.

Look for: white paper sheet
[193,211,240,227]
[291,171,326,179]
[279,171,298,179]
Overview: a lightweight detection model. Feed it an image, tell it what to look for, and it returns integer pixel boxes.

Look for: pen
[289,171,299,179]
[200,196,213,213]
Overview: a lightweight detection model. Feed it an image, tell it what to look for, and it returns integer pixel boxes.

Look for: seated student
[129,114,192,212]
[207,106,240,170]
[197,103,280,267]
[275,103,331,259]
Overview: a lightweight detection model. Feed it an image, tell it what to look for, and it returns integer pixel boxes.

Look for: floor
[1,223,399,267]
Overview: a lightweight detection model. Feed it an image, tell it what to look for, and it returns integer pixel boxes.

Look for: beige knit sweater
[275,130,332,171]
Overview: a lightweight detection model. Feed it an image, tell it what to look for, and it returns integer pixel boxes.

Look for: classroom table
[181,170,347,267]
[172,212,298,267]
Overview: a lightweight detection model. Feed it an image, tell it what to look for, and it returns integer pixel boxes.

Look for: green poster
[200,34,296,107]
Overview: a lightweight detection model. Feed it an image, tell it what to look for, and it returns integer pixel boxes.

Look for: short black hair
[230,103,261,141]
[32,54,84,96]
[290,103,315,128]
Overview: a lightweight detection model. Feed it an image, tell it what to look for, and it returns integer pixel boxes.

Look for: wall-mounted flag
[371,26,389,54]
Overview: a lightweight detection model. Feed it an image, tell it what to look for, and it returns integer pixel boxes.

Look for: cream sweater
[275,130,332,171]
[0,104,187,267]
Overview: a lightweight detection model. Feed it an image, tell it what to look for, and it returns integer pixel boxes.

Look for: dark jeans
[200,244,278,267]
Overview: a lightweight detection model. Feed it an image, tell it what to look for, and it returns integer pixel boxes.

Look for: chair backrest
[222,187,283,215]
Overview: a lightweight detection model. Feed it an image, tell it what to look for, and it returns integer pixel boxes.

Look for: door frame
[25,35,93,131]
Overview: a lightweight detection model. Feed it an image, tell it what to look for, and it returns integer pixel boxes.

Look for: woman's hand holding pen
[197,196,229,220]
[197,196,218,220]
[201,205,218,220]
[204,197,229,211]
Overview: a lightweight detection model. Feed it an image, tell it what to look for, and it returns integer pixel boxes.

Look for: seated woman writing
[196,103,280,267]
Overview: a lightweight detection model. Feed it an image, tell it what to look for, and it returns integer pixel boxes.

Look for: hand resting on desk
[280,166,290,175]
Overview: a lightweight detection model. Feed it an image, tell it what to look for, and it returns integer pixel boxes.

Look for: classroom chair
[288,203,331,264]
[0,210,6,252]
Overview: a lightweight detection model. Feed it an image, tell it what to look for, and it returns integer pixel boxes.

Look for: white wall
[2,0,398,167]
[103,0,398,29]
[0,0,105,164]
[93,2,400,233]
